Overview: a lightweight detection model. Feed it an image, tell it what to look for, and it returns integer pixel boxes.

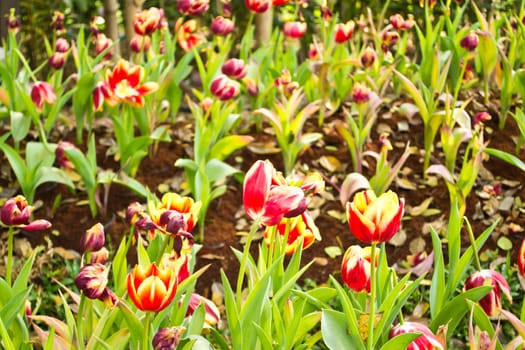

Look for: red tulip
[48,52,66,70]
[390,322,444,350]
[347,190,404,244]
[464,269,512,316]
[92,82,110,111]
[460,31,479,51]
[133,7,164,35]
[361,46,377,68]
[334,21,355,44]
[273,0,290,5]
[177,0,210,16]
[95,33,114,60]
[126,263,178,312]
[245,0,270,13]
[186,293,220,325]
[341,245,378,292]
[210,75,241,100]
[1,195,51,231]
[283,21,307,39]
[210,16,234,36]
[130,35,151,53]
[31,81,56,111]
[264,211,321,255]
[104,60,158,107]
[243,160,304,226]
[519,239,525,278]
[55,38,70,53]
[221,58,248,80]
[351,82,371,104]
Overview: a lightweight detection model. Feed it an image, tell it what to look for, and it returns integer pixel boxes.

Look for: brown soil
[2,103,525,298]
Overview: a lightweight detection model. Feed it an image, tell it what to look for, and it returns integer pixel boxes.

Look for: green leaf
[393,70,429,122]
[321,309,364,350]
[186,303,206,336]
[10,111,31,143]
[209,135,253,161]
[204,159,240,184]
[379,333,421,350]
[429,227,445,318]
[484,147,525,172]
[13,246,43,293]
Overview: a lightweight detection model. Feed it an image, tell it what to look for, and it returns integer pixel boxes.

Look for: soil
[2,99,525,298]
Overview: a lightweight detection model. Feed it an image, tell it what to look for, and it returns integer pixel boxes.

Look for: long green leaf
[321,309,364,350]
[484,147,525,172]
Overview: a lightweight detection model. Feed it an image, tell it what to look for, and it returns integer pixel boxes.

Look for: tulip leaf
[9,111,31,143]
[379,333,421,350]
[209,135,253,161]
[117,301,144,341]
[484,147,525,172]
[207,328,230,350]
[328,276,363,347]
[253,321,274,349]
[0,317,16,350]
[13,246,43,294]
[0,288,30,328]
[220,270,242,346]
[112,237,129,297]
[321,309,364,350]
[186,303,206,336]
[429,227,446,318]
[204,159,240,185]
[469,302,504,350]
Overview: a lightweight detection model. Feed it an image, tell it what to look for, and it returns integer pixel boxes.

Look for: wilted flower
[51,11,65,35]
[175,19,206,52]
[210,16,234,36]
[519,239,525,278]
[243,160,304,226]
[242,77,259,97]
[347,189,404,244]
[464,269,512,316]
[335,21,355,44]
[341,245,378,292]
[89,16,105,36]
[390,322,444,350]
[48,52,66,70]
[283,21,307,39]
[31,81,57,112]
[221,58,248,80]
[74,263,109,299]
[7,9,21,34]
[210,75,241,100]
[130,35,152,53]
[91,247,109,264]
[460,31,479,51]
[134,7,164,35]
[177,0,210,16]
[186,293,221,325]
[80,223,105,253]
[104,60,158,107]
[351,83,371,104]
[264,211,321,255]
[473,112,491,127]
[361,46,377,68]
[382,31,400,47]
[245,0,271,13]
[152,326,186,350]
[126,263,179,312]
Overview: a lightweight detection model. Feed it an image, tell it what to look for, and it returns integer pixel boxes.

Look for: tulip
[460,31,479,51]
[74,263,109,299]
[351,83,371,104]
[382,31,400,47]
[160,251,190,283]
[95,33,114,60]
[175,19,206,52]
[361,47,377,68]
[80,223,105,253]
[89,16,105,36]
[243,160,305,226]
[347,189,404,244]
[245,0,270,13]
[464,269,512,316]
[152,326,186,350]
[210,16,234,36]
[130,35,151,53]
[273,0,290,5]
[133,7,164,35]
[55,141,77,169]
[51,11,65,35]
[390,322,444,350]
[55,38,70,53]
[221,58,248,80]
[154,192,201,234]
[242,77,259,97]
[104,60,158,107]
[519,239,525,278]
[177,0,210,16]
[308,43,322,60]
[127,263,179,312]
[210,75,241,100]
[186,293,221,325]
[31,81,56,111]
[1,195,51,230]
[334,21,355,44]
[91,247,109,264]
[7,10,21,34]
[48,52,66,70]
[341,245,378,292]
[264,211,321,255]
[92,82,110,112]
[283,21,307,40]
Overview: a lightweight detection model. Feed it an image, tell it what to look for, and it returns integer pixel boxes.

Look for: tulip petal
[262,186,304,226]
[243,160,272,220]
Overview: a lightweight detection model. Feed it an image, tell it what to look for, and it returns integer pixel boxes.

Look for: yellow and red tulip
[341,245,378,293]
[175,19,206,52]
[153,192,201,234]
[390,322,445,350]
[126,263,178,312]
[104,60,158,107]
[133,7,164,36]
[464,269,512,316]
[210,75,241,100]
[346,190,404,244]
[283,21,307,40]
[245,0,271,13]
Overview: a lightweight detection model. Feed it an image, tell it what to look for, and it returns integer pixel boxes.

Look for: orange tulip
[126,263,178,312]
[104,60,158,107]
[264,211,321,255]
[347,190,404,244]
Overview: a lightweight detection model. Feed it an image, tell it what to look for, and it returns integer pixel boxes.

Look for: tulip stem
[464,218,482,271]
[142,312,152,350]
[6,226,14,286]
[236,218,260,306]
[367,242,377,350]
[77,294,86,350]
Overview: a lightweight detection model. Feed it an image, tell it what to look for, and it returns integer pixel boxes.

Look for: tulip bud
[341,245,378,292]
[242,77,259,97]
[390,14,405,30]
[130,35,151,53]
[51,11,65,35]
[283,21,307,40]
[335,21,355,44]
[351,83,371,104]
[460,32,479,51]
[152,326,186,350]
[74,263,109,299]
[80,223,105,253]
[89,16,105,36]
[134,7,164,35]
[390,322,445,350]
[7,9,21,34]
[360,47,377,68]
[186,293,221,325]
[518,239,525,278]
[221,58,247,80]
[92,82,110,112]
[473,112,491,127]
[382,31,400,47]
[95,34,113,60]
[1,195,31,226]
[210,75,240,100]
[91,247,109,264]
[308,43,322,60]
[245,0,270,13]
[48,52,66,70]
[55,38,70,53]
[464,269,512,316]
[31,81,57,111]
[210,16,234,36]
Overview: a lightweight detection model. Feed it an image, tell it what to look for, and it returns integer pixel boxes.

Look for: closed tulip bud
[221,58,247,80]
[347,190,404,244]
[210,16,234,36]
[390,322,445,350]
[464,270,512,316]
[210,75,240,100]
[351,82,371,104]
[55,38,70,53]
[130,35,151,53]
[186,293,221,325]
[460,32,479,51]
[283,21,307,39]
[200,97,213,113]
[48,52,66,70]
[126,263,178,312]
[245,0,270,13]
[518,239,525,278]
[341,245,378,292]
[152,326,186,350]
[177,0,210,16]
[74,263,109,299]
[31,81,56,111]
[91,247,109,264]
[361,47,377,68]
[335,21,355,44]
[80,223,105,253]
